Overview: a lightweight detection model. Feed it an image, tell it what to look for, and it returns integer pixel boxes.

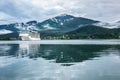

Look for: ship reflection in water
[0,44,120,80]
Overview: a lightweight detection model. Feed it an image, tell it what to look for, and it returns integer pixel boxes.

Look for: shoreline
[0,39,120,45]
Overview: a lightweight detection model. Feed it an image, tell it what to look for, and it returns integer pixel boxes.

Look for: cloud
[0,0,120,24]
[0,12,16,24]
[0,12,14,20]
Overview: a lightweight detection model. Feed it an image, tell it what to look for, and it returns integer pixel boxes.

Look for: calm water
[0,41,120,80]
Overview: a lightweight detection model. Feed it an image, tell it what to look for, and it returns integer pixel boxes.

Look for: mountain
[0,24,19,38]
[26,20,37,26]
[65,25,120,39]
[41,25,120,39]
[0,14,120,39]
[0,20,39,38]
[37,14,99,33]
[37,14,75,30]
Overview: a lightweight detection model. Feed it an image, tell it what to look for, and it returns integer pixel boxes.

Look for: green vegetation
[0,37,10,40]
[0,37,19,40]
[41,25,120,40]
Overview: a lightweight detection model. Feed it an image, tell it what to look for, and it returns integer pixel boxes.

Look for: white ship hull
[21,36,30,41]
[29,36,41,40]
[19,31,41,41]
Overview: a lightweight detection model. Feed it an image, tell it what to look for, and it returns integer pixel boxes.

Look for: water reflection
[0,44,19,56]
[0,44,120,65]
[0,44,120,80]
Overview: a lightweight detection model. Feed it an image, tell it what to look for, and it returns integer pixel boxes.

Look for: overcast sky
[0,0,120,24]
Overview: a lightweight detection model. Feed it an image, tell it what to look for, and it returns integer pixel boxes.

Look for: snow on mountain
[49,14,75,25]
[43,24,57,30]
[50,18,59,23]
[14,23,26,31]
[14,21,39,31]
[26,21,37,26]
[26,25,37,30]
[25,21,39,31]
[0,29,13,35]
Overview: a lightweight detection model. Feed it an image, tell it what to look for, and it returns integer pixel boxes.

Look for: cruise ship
[19,31,41,40]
